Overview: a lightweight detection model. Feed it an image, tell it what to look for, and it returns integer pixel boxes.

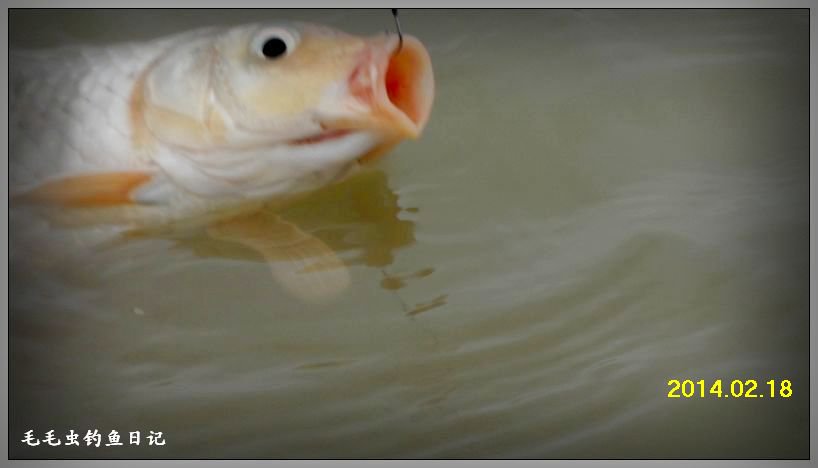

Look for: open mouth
[380,35,435,135]
[313,34,434,142]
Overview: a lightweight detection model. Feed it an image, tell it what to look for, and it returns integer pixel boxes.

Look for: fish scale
[11,43,158,190]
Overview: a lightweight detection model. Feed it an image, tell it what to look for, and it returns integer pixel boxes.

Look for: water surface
[10,9,809,459]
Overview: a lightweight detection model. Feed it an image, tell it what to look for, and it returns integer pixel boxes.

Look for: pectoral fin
[206,212,350,302]
[13,171,156,208]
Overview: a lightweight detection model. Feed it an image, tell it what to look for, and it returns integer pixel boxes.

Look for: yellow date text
[667,379,792,399]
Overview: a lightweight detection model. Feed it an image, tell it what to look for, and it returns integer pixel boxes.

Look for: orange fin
[14,172,154,208]
[206,212,350,303]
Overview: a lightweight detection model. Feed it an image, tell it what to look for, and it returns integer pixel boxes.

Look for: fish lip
[383,35,435,138]
[372,34,435,138]
[322,34,435,140]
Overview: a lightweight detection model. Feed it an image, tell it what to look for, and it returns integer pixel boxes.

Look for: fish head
[139,22,434,192]
[213,22,435,142]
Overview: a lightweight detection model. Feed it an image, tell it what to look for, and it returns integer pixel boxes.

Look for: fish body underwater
[10,21,435,301]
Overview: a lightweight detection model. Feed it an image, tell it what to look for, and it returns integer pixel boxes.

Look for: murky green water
[10,9,809,459]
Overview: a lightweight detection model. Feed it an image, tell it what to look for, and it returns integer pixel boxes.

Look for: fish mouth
[320,34,435,141]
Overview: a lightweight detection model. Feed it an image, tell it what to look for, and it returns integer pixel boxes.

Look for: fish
[10,21,435,301]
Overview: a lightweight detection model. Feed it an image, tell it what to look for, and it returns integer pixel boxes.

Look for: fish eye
[252,28,298,60]
[261,37,287,58]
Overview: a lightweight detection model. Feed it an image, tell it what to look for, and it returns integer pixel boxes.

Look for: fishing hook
[391,9,403,52]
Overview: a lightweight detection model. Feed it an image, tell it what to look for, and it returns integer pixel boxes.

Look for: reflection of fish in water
[166,169,419,302]
[10,21,435,301]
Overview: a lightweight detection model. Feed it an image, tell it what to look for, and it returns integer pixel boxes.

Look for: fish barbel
[10,21,435,225]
